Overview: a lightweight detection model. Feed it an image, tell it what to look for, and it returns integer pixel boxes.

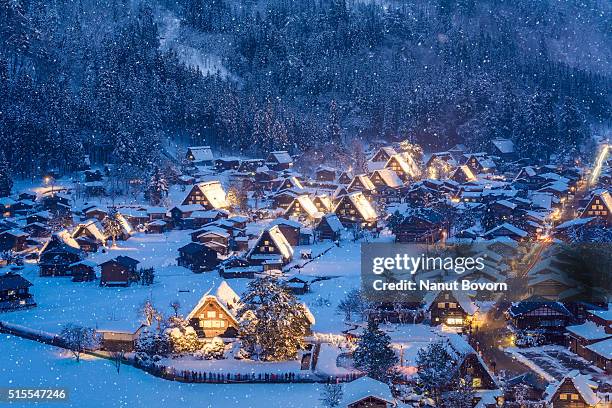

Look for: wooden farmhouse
[580,190,611,225]
[181,181,229,210]
[68,260,97,282]
[465,153,496,173]
[266,151,293,171]
[177,242,218,273]
[393,209,445,243]
[425,290,478,328]
[0,229,28,252]
[385,154,418,182]
[39,232,83,276]
[370,146,398,162]
[444,334,499,392]
[272,190,300,210]
[97,323,147,353]
[566,321,612,362]
[99,256,140,287]
[246,225,294,266]
[185,146,214,166]
[339,376,396,408]
[186,281,241,338]
[276,176,304,192]
[312,194,334,213]
[269,218,302,246]
[450,165,477,183]
[544,372,601,408]
[314,166,336,182]
[315,214,344,241]
[507,299,572,344]
[334,192,378,230]
[337,171,353,185]
[72,220,106,250]
[284,195,322,221]
[347,174,376,195]
[0,271,36,311]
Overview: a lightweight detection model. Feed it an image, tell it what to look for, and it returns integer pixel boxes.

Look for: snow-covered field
[0,335,324,408]
[1,231,366,335]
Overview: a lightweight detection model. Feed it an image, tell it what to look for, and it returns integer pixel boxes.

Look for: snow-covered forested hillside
[0,0,610,180]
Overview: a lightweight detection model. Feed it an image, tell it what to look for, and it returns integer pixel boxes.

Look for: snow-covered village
[0,0,611,407]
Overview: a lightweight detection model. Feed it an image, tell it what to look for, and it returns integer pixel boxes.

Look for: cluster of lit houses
[0,139,610,407]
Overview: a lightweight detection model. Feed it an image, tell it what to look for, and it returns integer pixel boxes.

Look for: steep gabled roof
[186,280,241,323]
[187,146,213,163]
[340,376,394,406]
[197,181,229,209]
[372,169,403,188]
[544,371,600,406]
[336,192,377,221]
[286,195,322,218]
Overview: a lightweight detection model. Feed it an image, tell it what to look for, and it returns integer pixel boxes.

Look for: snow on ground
[1,231,250,333]
[160,356,304,376]
[0,335,324,408]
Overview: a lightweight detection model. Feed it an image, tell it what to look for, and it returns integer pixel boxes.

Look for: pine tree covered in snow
[352,321,398,382]
[416,341,454,405]
[102,207,123,247]
[147,166,168,205]
[238,276,310,361]
[0,151,13,197]
[441,378,474,408]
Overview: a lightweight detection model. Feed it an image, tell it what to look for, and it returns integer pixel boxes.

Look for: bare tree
[109,350,125,373]
[60,324,100,362]
[320,383,343,408]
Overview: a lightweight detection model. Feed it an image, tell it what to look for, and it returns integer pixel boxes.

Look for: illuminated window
[472,378,482,388]
[560,394,568,400]
[438,302,446,309]
[571,394,579,401]
[446,317,463,325]
[207,311,216,318]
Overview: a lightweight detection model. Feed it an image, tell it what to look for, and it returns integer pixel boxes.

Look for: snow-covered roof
[196,181,229,209]
[266,225,294,260]
[492,138,514,154]
[72,219,107,242]
[349,174,376,191]
[321,214,344,232]
[270,218,302,229]
[566,321,611,341]
[343,192,378,221]
[386,154,420,178]
[288,195,322,218]
[484,223,528,238]
[588,309,612,321]
[373,169,403,188]
[452,165,477,181]
[186,280,241,322]
[340,376,394,406]
[300,302,315,325]
[544,371,600,406]
[268,151,292,164]
[187,146,213,163]
[586,337,612,359]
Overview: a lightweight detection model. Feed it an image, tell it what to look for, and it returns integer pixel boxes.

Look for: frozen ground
[0,335,324,408]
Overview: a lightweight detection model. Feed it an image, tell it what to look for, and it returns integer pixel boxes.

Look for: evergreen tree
[416,341,454,405]
[102,207,123,247]
[352,321,398,382]
[558,96,587,159]
[238,276,310,361]
[0,151,13,197]
[147,166,168,205]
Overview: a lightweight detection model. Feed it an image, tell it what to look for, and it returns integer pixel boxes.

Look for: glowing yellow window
[472,378,482,388]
